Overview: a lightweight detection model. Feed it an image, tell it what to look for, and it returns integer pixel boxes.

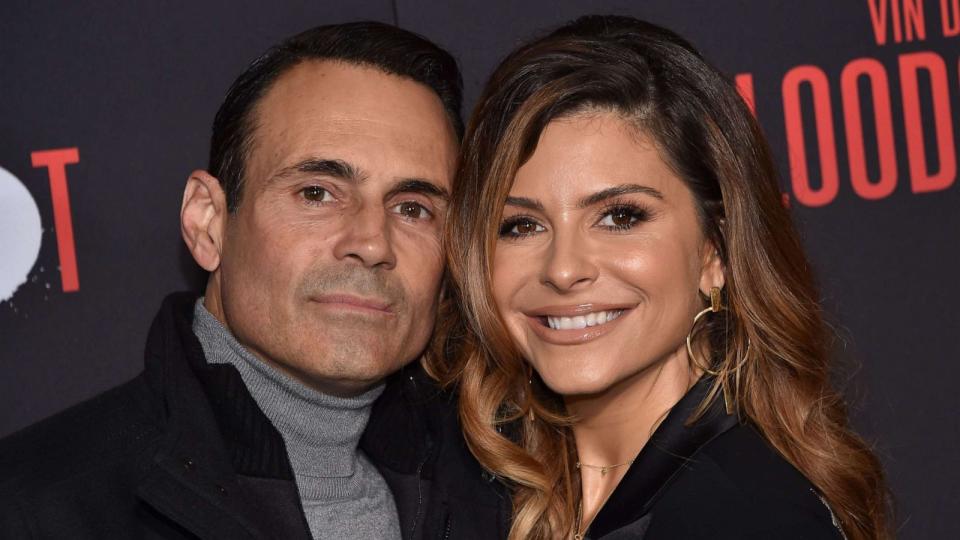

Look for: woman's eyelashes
[595,203,651,231]
[499,215,545,239]
[498,202,652,239]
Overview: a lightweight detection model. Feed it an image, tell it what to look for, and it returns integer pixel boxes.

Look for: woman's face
[491,112,724,396]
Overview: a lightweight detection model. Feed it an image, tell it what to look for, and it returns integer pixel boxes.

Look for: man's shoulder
[0,374,162,498]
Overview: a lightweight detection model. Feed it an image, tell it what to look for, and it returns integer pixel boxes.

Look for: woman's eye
[499,217,545,238]
[392,201,431,220]
[302,186,333,203]
[598,206,646,230]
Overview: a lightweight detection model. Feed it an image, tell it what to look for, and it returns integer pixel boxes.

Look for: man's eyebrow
[269,158,365,184]
[504,196,544,211]
[579,183,664,207]
[386,179,450,201]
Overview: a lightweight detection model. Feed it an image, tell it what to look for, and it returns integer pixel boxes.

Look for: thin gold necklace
[574,500,585,540]
[575,458,635,477]
[573,459,635,539]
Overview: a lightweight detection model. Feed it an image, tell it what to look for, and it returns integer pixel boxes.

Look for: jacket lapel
[588,376,738,539]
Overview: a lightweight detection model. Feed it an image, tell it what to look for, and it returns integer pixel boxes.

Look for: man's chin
[283,345,408,391]
[298,361,407,396]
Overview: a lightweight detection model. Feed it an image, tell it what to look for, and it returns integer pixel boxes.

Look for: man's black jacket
[0,293,510,539]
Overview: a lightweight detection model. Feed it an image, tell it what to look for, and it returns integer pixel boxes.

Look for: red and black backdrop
[2,2,956,537]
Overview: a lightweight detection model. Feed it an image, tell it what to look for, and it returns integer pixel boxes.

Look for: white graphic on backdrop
[0,166,42,301]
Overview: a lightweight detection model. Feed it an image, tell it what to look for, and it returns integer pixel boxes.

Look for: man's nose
[332,204,397,269]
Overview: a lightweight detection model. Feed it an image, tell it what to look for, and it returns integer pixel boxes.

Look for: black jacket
[585,376,845,539]
[0,293,510,540]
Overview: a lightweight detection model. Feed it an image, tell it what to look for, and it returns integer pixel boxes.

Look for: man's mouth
[543,309,624,330]
[310,294,394,314]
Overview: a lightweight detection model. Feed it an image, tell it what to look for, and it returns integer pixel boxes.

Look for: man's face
[213,60,456,395]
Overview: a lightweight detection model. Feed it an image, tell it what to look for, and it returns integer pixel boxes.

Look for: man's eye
[302,186,333,203]
[499,217,545,238]
[392,201,431,220]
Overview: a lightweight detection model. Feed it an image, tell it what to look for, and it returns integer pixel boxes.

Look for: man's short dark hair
[209,21,464,211]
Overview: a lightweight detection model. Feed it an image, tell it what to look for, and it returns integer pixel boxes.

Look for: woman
[430,15,891,540]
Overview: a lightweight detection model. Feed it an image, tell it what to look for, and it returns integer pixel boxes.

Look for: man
[0,22,507,539]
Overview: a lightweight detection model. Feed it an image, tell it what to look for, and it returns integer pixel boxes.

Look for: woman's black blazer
[584,376,846,540]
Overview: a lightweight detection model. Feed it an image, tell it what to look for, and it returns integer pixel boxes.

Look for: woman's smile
[544,309,623,330]
[522,303,634,345]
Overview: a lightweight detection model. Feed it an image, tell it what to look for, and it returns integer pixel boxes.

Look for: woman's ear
[698,240,726,295]
[181,170,228,272]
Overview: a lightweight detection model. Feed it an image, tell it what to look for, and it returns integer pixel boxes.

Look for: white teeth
[545,310,623,330]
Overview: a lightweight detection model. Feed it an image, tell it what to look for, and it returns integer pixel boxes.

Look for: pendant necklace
[575,458,635,477]
[573,458,636,538]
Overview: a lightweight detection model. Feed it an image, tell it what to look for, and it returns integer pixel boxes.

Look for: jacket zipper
[441,513,452,540]
[410,449,430,539]
[407,373,434,540]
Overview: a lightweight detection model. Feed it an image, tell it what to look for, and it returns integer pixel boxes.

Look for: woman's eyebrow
[504,196,544,211]
[579,184,664,207]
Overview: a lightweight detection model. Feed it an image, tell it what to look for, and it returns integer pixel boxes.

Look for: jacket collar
[136,292,311,540]
[587,375,739,538]
[361,362,439,476]
[135,292,442,539]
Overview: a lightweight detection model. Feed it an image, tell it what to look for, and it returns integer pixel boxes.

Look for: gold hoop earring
[685,286,752,415]
[686,286,723,376]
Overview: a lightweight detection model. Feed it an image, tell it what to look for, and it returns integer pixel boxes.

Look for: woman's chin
[537,368,618,399]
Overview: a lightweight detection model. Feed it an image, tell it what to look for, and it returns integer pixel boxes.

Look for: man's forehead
[252,60,453,138]
[245,60,457,189]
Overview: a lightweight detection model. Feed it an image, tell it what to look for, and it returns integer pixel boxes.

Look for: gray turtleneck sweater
[192,300,402,540]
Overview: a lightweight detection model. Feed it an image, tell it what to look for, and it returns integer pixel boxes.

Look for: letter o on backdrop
[0,166,43,302]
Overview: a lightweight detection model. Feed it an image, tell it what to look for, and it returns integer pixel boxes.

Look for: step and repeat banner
[2,1,957,537]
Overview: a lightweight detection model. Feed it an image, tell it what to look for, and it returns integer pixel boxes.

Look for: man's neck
[190,297,401,538]
[191,298,382,486]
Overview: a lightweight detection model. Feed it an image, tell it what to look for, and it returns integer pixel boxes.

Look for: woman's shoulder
[645,422,844,539]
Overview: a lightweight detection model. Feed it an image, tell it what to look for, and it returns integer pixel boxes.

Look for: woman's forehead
[509,114,683,203]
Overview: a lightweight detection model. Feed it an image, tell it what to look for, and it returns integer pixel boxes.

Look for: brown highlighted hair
[427,15,891,540]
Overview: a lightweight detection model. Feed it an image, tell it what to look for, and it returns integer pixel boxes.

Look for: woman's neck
[566,345,698,531]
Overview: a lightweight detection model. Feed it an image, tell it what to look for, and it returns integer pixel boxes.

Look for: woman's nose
[539,231,598,292]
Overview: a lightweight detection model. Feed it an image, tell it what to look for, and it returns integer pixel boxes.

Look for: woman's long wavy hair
[426,15,891,540]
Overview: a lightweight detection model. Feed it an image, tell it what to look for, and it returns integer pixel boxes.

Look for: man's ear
[698,240,726,296]
[181,170,228,272]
